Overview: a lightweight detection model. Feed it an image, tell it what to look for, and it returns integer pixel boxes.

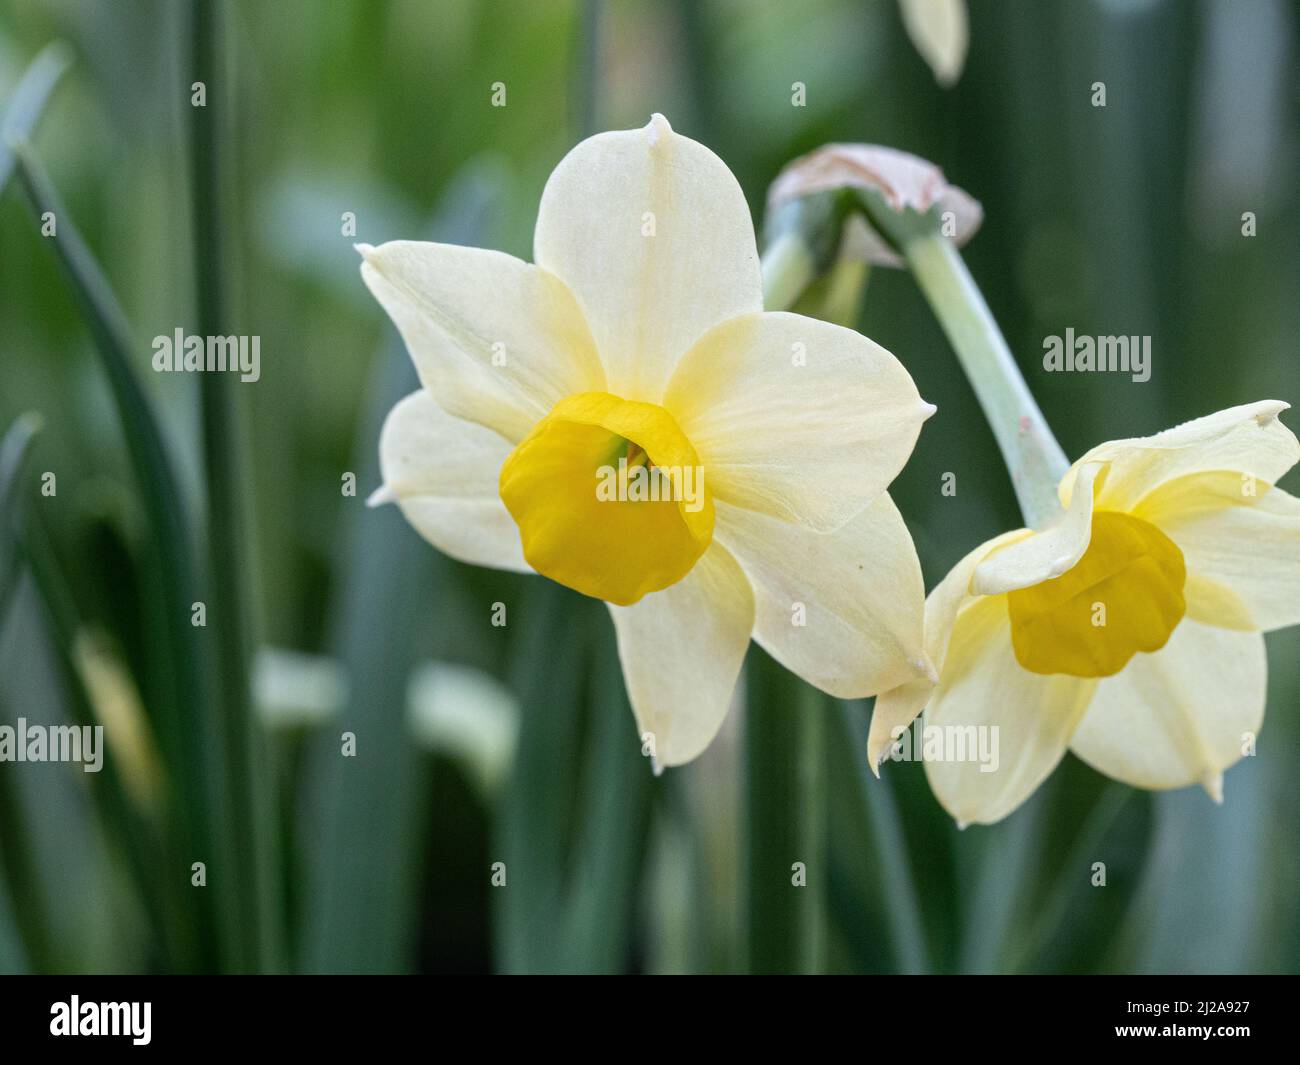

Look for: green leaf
[10,140,230,971]
[0,41,72,199]
[744,649,828,972]
[187,0,281,973]
[830,699,931,973]
[17,511,181,967]
[0,413,42,621]
[558,617,655,972]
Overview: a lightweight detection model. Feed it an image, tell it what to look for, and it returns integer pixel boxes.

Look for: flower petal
[1068,618,1265,792]
[608,541,755,767]
[866,528,1027,770]
[972,463,1102,595]
[921,596,1098,825]
[899,0,969,87]
[1134,470,1300,632]
[713,493,927,699]
[374,390,529,573]
[664,311,932,530]
[359,241,605,442]
[533,114,763,403]
[1183,571,1256,631]
[1061,401,1299,512]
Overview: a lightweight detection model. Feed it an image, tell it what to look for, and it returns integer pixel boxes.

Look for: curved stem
[761,231,815,312]
[903,231,1069,529]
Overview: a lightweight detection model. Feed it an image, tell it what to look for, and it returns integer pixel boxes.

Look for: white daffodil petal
[922,596,1098,826]
[664,312,932,531]
[359,241,605,443]
[608,541,755,767]
[1134,471,1300,632]
[1069,618,1265,792]
[972,463,1102,595]
[1183,571,1256,632]
[899,0,969,87]
[534,113,763,402]
[868,677,933,774]
[866,528,1027,771]
[714,494,927,700]
[1061,401,1299,512]
[376,390,529,573]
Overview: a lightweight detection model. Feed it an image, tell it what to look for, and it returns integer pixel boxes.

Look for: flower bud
[767,143,982,267]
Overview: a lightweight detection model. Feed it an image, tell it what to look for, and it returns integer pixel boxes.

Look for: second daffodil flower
[871,402,1300,825]
[360,115,936,768]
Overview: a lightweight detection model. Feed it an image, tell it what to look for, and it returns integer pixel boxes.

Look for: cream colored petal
[866,528,1028,770]
[1134,470,1300,632]
[1061,401,1299,512]
[1183,571,1256,631]
[664,311,932,531]
[899,0,969,87]
[373,390,529,573]
[972,463,1102,595]
[922,596,1098,826]
[867,678,932,775]
[1069,618,1265,792]
[713,494,928,700]
[608,541,755,767]
[359,241,605,443]
[533,113,762,403]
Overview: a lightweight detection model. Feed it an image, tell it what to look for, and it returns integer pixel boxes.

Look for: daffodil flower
[361,115,935,767]
[870,401,1300,825]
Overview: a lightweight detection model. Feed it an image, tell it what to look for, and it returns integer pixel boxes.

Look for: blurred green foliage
[0,0,1296,973]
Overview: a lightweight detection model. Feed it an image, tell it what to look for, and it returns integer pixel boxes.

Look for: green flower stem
[189,0,280,971]
[902,230,1069,529]
[743,647,804,972]
[796,687,830,973]
[761,230,816,313]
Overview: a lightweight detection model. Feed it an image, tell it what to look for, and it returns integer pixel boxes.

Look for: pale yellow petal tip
[354,242,377,261]
[865,732,886,777]
[650,754,665,778]
[1202,772,1224,804]
[646,113,672,145]
[955,819,970,831]
[919,400,939,423]
[366,484,397,508]
[1255,402,1289,426]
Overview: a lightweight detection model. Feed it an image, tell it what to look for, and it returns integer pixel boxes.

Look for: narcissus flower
[870,402,1300,825]
[361,115,935,767]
